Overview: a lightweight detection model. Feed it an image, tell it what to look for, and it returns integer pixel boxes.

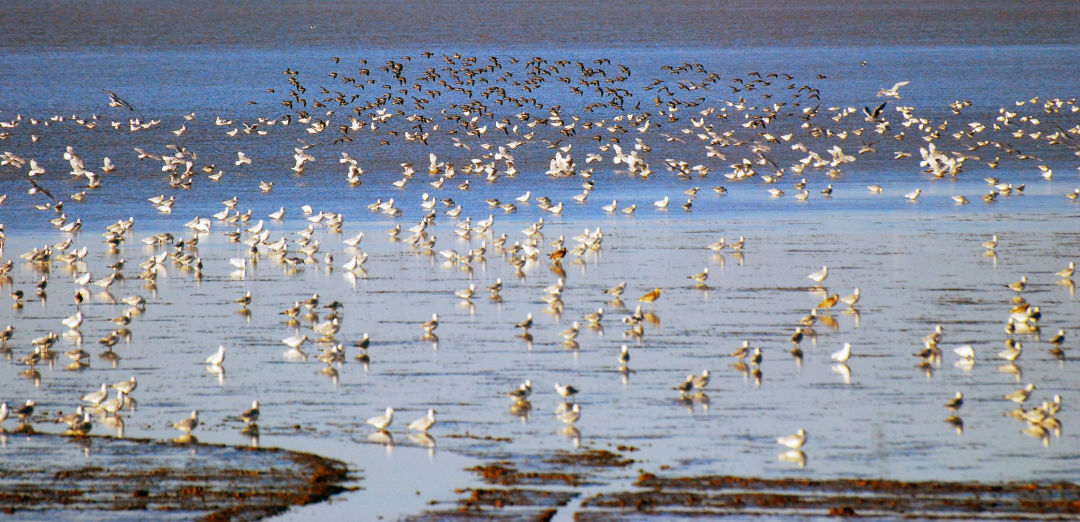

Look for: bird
[618,345,630,367]
[205,345,226,366]
[554,383,579,401]
[1004,383,1035,404]
[1048,329,1065,345]
[944,391,964,410]
[777,428,807,449]
[831,342,852,363]
[1007,276,1027,292]
[638,287,661,303]
[807,266,828,286]
[606,282,626,297]
[1057,262,1075,279]
[688,267,709,285]
[672,374,694,394]
[905,188,921,201]
[408,409,437,432]
[953,344,975,360]
[241,400,260,424]
[173,410,199,433]
[422,313,440,335]
[516,313,534,332]
[505,380,533,401]
[82,383,109,405]
[104,89,135,111]
[557,404,581,425]
[112,376,138,395]
[817,293,839,309]
[840,288,861,308]
[692,370,710,390]
[15,400,36,421]
[367,407,394,431]
[69,411,93,436]
[877,80,910,99]
[234,291,252,309]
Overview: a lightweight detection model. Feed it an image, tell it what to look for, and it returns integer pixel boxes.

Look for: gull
[367,407,394,431]
[269,207,286,220]
[422,313,440,335]
[205,345,226,367]
[997,340,1022,362]
[905,188,921,201]
[807,266,828,286]
[173,410,199,433]
[583,308,604,326]
[945,392,964,410]
[104,89,135,111]
[621,204,637,215]
[56,406,87,427]
[1007,276,1027,292]
[638,287,661,303]
[1004,383,1035,404]
[241,400,260,424]
[619,345,630,367]
[557,404,581,425]
[953,344,975,360]
[554,383,579,401]
[688,267,709,285]
[654,196,670,209]
[505,380,533,401]
[112,376,138,395]
[408,409,437,432]
[1048,329,1065,345]
[15,400,35,421]
[867,185,884,194]
[82,383,109,405]
[516,313,534,333]
[601,200,618,213]
[730,340,751,359]
[606,282,626,297]
[840,288,861,308]
[831,342,852,363]
[100,391,127,416]
[0,403,8,426]
[69,411,93,436]
[560,321,581,341]
[234,291,252,308]
[281,334,308,350]
[982,234,998,250]
[777,428,807,449]
[692,370,710,390]
[1056,261,1074,279]
[516,191,531,203]
[62,310,84,330]
[455,284,476,302]
[672,375,694,394]
[952,195,969,205]
[877,81,910,99]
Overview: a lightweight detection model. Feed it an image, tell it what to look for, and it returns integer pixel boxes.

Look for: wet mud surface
[415,448,1080,520]
[0,433,350,520]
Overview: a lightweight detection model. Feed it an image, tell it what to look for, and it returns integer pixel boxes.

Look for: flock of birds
[0,52,1076,468]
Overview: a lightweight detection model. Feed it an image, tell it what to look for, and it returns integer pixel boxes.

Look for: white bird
[905,188,921,201]
[831,342,852,363]
[554,383,579,401]
[112,376,138,395]
[807,266,828,285]
[62,310,84,330]
[953,344,976,360]
[653,196,670,209]
[205,345,226,367]
[408,409,437,432]
[241,400,260,423]
[557,403,581,425]
[777,428,807,449]
[173,410,199,433]
[82,383,109,405]
[505,380,533,401]
[877,80,910,99]
[367,407,394,431]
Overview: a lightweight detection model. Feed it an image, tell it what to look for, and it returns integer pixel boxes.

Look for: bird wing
[891,81,910,91]
[28,179,56,201]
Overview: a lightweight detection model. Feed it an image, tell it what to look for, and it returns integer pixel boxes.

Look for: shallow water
[2,0,1080,519]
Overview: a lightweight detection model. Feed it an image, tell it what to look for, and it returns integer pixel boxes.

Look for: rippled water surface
[2,0,1080,519]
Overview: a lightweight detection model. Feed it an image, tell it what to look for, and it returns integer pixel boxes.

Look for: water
[2,0,1080,518]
